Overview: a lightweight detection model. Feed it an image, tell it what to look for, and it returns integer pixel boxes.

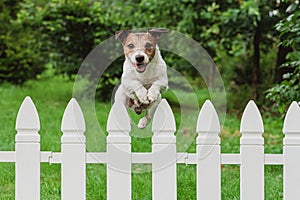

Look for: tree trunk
[274,45,293,83]
[252,22,261,101]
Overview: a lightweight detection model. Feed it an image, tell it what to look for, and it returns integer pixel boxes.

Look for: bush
[266,4,300,115]
[41,0,111,76]
[0,0,45,84]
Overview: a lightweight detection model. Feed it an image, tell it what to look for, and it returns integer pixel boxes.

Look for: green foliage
[1,0,298,109]
[35,0,223,100]
[16,0,126,100]
[266,4,300,115]
[41,0,109,76]
[0,0,45,84]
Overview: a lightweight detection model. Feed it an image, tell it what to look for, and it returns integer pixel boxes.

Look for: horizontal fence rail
[0,96,300,200]
[0,151,285,165]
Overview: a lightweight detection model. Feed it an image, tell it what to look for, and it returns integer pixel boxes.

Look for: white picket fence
[0,96,300,200]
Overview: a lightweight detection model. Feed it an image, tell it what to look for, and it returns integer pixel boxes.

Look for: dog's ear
[148,28,170,42]
[115,30,131,44]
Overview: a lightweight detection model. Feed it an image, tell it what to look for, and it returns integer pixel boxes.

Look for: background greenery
[0,0,299,111]
[0,0,299,199]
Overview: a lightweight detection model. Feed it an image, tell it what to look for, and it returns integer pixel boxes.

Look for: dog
[114,28,169,129]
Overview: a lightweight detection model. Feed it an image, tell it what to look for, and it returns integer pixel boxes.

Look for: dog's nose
[135,55,144,63]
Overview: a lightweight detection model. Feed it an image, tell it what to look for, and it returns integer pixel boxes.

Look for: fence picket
[2,96,300,199]
[106,101,131,200]
[152,99,177,200]
[283,101,300,200]
[61,98,86,200]
[240,100,264,200]
[15,96,40,200]
[196,100,221,200]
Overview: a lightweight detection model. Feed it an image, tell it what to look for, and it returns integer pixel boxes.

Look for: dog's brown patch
[123,33,156,61]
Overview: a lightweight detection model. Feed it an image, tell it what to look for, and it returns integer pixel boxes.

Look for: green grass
[0,76,284,199]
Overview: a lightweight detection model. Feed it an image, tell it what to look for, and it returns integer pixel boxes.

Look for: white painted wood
[264,154,283,165]
[5,96,300,199]
[0,151,15,162]
[106,101,131,200]
[15,96,40,200]
[283,101,300,200]
[176,153,188,164]
[222,154,283,165]
[49,152,61,164]
[240,100,264,200]
[221,154,240,165]
[86,152,107,163]
[152,99,177,200]
[196,100,221,200]
[132,152,152,163]
[61,98,86,200]
[10,150,285,166]
[40,151,52,163]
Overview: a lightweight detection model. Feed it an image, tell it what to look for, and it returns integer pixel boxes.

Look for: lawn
[0,76,284,199]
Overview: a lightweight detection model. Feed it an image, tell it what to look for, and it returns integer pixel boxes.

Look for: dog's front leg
[147,78,168,103]
[122,78,149,104]
[137,96,161,129]
[147,84,161,103]
[135,86,149,104]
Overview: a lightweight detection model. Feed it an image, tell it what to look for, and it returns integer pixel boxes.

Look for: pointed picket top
[283,101,300,133]
[107,101,131,132]
[16,96,40,131]
[240,100,264,133]
[196,100,220,133]
[152,99,176,132]
[61,98,85,132]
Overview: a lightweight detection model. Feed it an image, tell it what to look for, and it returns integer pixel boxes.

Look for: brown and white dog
[114,28,169,128]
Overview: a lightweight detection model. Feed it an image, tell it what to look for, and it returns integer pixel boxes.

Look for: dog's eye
[127,44,134,49]
[145,43,152,49]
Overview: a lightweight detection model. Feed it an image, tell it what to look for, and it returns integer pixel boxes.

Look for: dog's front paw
[147,89,160,103]
[137,117,149,129]
[135,87,149,104]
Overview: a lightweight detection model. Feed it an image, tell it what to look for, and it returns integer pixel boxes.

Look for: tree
[0,0,45,84]
[216,0,283,100]
[6,0,295,108]
[266,2,300,115]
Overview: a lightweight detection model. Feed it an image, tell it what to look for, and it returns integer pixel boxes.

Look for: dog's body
[114,29,168,128]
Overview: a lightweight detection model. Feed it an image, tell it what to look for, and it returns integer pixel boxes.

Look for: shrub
[0,0,45,84]
[266,4,300,115]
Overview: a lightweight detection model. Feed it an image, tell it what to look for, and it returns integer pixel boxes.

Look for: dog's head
[116,28,169,73]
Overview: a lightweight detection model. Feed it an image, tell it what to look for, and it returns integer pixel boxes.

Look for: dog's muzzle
[134,63,147,73]
[134,55,147,73]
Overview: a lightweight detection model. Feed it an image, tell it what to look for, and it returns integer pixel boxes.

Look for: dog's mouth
[134,63,147,73]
